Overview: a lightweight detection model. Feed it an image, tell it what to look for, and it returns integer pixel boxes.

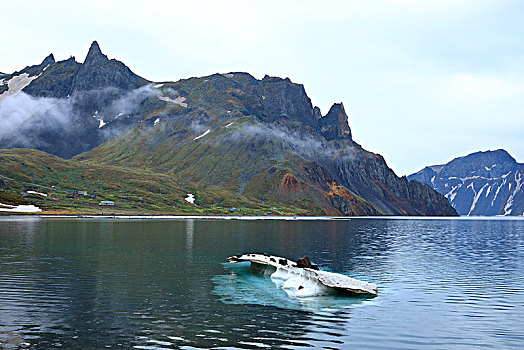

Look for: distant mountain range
[0,41,457,216]
[409,149,523,216]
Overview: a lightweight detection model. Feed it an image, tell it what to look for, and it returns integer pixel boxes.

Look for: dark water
[0,217,523,349]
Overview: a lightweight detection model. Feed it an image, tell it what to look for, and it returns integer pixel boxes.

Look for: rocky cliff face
[409,150,524,216]
[319,103,352,141]
[76,71,456,216]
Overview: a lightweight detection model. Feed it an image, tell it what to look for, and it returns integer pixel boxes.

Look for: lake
[0,217,523,349]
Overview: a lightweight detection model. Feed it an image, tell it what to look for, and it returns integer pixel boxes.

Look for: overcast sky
[1,0,523,175]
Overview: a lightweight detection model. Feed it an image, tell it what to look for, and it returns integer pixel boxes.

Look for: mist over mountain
[0,41,457,216]
[409,150,523,216]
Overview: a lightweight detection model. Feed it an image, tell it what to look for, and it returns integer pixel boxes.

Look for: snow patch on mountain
[504,171,522,215]
[194,129,211,140]
[184,194,195,204]
[468,183,488,215]
[0,203,42,213]
[445,185,460,202]
[0,73,40,99]
[27,190,47,197]
[158,95,187,107]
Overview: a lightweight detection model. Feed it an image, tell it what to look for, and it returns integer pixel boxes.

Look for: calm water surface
[0,217,523,349]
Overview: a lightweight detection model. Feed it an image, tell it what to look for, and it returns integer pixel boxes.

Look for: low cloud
[0,92,73,148]
[227,122,355,160]
[0,85,161,149]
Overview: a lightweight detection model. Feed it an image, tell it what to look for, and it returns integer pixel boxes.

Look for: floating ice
[212,259,376,313]
[228,253,377,296]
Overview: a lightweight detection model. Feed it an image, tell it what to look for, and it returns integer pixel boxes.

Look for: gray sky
[1,0,523,175]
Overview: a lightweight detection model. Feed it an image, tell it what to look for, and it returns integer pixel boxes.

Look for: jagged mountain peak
[41,53,55,67]
[262,74,291,82]
[71,40,148,92]
[83,40,108,66]
[319,102,352,140]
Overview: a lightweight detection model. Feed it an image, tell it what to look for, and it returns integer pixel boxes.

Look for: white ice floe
[27,190,47,197]
[98,119,106,128]
[194,129,210,140]
[184,194,195,204]
[0,203,42,213]
[154,118,160,126]
[158,95,188,107]
[228,253,378,296]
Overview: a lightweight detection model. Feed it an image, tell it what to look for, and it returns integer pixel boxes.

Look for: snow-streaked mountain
[408,150,524,216]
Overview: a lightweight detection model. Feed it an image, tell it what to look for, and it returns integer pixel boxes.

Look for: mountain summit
[319,102,352,140]
[83,41,106,65]
[72,40,148,91]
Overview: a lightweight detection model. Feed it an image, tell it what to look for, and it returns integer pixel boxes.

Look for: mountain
[408,149,524,216]
[0,41,151,158]
[0,41,458,216]
[75,72,456,216]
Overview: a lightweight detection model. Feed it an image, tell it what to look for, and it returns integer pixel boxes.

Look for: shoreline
[0,214,522,221]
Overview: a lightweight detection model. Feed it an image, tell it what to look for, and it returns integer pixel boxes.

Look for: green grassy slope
[0,148,315,215]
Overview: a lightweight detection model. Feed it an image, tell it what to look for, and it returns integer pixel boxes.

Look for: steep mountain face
[1,41,457,216]
[409,150,524,216]
[77,72,456,216]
